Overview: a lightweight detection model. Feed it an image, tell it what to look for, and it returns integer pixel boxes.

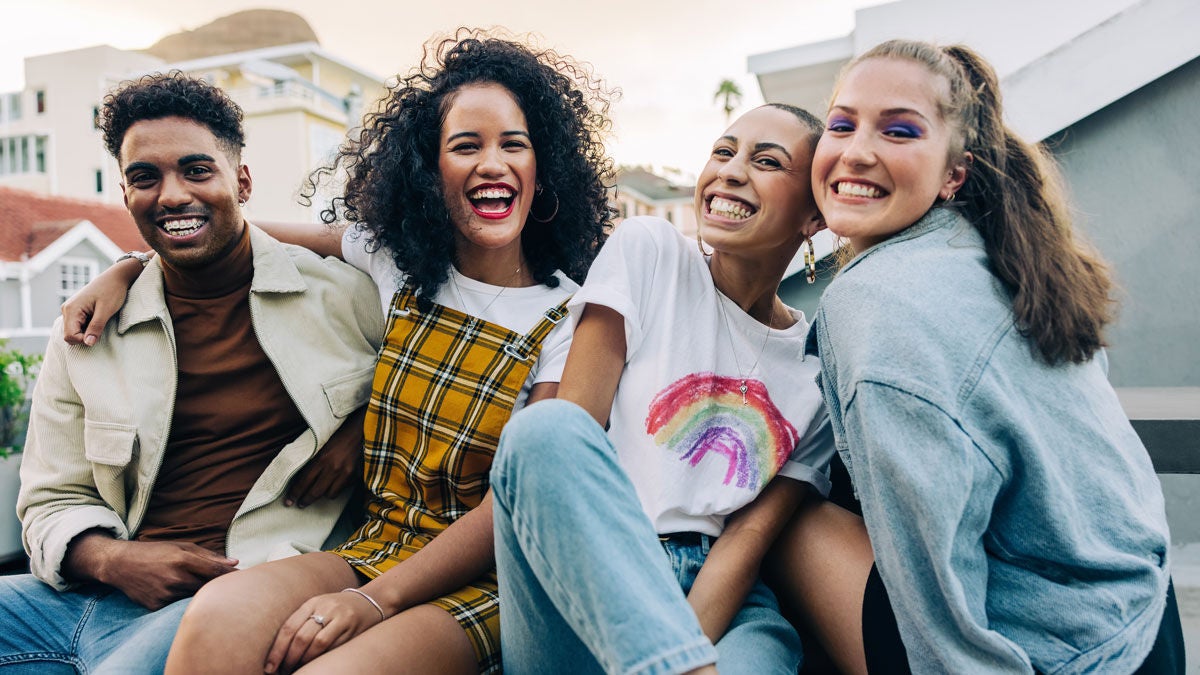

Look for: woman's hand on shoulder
[61,255,148,346]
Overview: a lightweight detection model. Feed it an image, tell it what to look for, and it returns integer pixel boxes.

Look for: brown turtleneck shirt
[135,224,307,553]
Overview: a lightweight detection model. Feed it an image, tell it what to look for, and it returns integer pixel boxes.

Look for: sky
[0,0,886,175]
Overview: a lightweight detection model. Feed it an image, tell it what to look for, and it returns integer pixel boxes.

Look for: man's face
[119,116,251,269]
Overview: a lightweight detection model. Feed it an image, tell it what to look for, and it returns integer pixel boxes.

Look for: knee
[172,573,244,647]
[494,399,595,477]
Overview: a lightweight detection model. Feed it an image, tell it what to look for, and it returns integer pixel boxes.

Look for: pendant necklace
[451,264,523,317]
[715,293,773,405]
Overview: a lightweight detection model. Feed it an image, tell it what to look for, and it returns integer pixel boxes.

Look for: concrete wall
[1047,56,1200,544]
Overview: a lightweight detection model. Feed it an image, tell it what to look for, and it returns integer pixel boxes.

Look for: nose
[476,145,507,178]
[840,130,876,168]
[716,153,748,185]
[159,173,193,209]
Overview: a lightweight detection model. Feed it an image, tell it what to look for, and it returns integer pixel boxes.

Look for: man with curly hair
[0,71,384,672]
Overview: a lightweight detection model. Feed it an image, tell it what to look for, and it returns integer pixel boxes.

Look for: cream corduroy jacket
[18,225,384,589]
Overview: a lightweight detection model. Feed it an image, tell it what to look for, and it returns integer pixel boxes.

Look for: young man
[0,72,383,672]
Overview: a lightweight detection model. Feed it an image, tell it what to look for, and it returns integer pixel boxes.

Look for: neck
[455,242,531,287]
[708,251,792,328]
[161,222,253,299]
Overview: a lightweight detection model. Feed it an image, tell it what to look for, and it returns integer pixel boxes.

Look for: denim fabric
[807,208,1172,674]
[492,399,800,675]
[0,574,188,673]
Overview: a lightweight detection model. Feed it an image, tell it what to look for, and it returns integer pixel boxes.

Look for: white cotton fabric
[343,227,578,408]
[570,216,834,537]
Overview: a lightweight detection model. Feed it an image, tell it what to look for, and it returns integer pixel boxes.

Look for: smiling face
[437,82,537,263]
[812,57,968,252]
[695,106,819,259]
[120,116,250,269]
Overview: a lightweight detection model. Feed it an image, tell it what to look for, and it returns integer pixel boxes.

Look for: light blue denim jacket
[806,208,1170,674]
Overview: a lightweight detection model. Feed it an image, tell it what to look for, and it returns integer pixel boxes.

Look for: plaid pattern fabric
[333,282,568,673]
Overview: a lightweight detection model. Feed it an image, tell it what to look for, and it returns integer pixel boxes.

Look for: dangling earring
[696,230,713,257]
[803,236,817,284]
[530,184,559,223]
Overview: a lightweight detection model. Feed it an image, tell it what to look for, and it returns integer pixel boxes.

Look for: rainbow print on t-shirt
[645,372,799,490]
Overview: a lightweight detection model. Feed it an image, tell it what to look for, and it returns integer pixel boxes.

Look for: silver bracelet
[341,587,386,620]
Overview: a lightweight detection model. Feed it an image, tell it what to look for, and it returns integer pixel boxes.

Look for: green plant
[0,339,41,456]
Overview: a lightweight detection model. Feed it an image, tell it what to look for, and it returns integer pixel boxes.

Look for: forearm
[255,221,347,259]
[360,492,496,617]
[62,529,123,585]
[688,479,809,642]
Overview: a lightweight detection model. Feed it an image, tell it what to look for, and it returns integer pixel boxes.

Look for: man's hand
[65,533,239,610]
[285,406,367,508]
[61,256,146,346]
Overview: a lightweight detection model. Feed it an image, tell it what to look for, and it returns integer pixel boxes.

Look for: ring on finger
[309,613,327,627]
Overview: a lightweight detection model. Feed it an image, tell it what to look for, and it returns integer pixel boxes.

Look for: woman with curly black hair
[70,28,615,675]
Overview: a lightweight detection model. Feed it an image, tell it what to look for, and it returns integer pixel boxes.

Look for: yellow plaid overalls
[332,281,568,673]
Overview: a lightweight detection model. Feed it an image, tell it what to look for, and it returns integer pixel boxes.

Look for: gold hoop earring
[696,230,713,257]
[804,236,817,284]
[531,185,559,223]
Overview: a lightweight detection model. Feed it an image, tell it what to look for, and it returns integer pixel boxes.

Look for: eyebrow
[179,153,216,165]
[720,135,794,161]
[445,130,531,143]
[122,161,156,177]
[831,104,933,125]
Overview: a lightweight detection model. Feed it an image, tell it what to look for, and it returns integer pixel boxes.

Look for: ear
[800,211,826,239]
[941,151,972,200]
[237,164,253,204]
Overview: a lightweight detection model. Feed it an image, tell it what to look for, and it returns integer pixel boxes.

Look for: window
[0,134,49,175]
[35,89,45,114]
[58,259,97,304]
[1,93,19,122]
[94,169,103,194]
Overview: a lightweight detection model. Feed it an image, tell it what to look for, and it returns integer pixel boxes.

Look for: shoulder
[817,215,1011,397]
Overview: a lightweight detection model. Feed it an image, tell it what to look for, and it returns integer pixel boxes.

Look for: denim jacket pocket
[83,420,137,467]
[322,366,374,418]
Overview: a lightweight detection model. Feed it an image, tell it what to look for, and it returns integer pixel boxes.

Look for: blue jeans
[492,399,802,675]
[0,574,189,673]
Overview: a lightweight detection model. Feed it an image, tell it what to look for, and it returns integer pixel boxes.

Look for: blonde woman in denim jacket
[766,41,1183,674]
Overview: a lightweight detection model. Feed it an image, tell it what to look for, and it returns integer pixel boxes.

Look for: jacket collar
[838,207,965,277]
[117,222,309,334]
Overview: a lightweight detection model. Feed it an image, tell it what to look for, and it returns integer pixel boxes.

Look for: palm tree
[713,79,743,124]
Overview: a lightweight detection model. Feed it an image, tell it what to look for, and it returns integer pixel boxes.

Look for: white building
[0,42,386,224]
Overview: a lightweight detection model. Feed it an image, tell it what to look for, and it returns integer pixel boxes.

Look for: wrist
[342,587,386,621]
[64,531,123,584]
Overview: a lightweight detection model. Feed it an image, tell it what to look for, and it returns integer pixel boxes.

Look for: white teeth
[162,218,204,235]
[837,182,883,198]
[709,196,753,219]
[469,187,514,200]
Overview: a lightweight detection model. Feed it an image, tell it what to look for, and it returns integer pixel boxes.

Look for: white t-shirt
[342,227,578,409]
[571,216,834,537]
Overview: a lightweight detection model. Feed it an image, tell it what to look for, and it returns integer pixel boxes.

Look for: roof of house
[0,186,144,263]
[614,167,695,203]
[748,0,1199,142]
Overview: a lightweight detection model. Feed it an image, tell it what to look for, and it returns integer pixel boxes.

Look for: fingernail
[284,499,294,507]
[84,335,97,346]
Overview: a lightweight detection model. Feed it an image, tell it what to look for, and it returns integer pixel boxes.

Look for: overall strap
[504,297,571,363]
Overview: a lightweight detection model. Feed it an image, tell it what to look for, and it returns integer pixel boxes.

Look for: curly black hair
[99,70,245,163]
[305,28,616,307]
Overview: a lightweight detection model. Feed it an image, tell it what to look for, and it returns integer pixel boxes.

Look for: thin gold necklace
[715,293,774,405]
[451,264,523,317]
